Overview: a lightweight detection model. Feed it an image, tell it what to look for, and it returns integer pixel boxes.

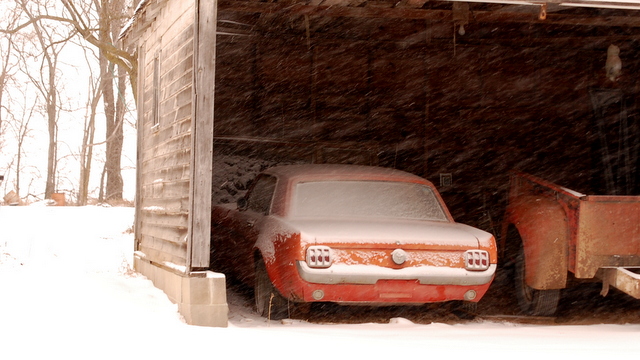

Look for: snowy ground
[1,205,639,359]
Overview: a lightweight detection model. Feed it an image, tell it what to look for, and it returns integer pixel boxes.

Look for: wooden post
[189,0,218,271]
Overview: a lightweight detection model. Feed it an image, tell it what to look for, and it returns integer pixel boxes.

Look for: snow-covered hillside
[1,205,639,359]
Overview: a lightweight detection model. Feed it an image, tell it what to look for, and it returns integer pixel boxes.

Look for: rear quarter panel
[254,216,306,299]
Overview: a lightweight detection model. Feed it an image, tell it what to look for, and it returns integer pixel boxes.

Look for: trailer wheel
[515,246,560,316]
[255,257,289,320]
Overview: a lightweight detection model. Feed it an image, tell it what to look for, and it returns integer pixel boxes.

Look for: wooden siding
[136,0,197,270]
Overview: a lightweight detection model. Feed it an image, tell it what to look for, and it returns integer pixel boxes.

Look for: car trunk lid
[287,218,480,250]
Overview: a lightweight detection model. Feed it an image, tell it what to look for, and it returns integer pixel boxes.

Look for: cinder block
[179,303,229,327]
[134,254,229,327]
[178,272,228,327]
[181,271,227,305]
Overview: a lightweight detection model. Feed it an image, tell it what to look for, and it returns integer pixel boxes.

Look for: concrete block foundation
[134,254,228,327]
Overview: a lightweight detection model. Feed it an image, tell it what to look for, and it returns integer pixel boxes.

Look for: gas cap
[391,249,407,265]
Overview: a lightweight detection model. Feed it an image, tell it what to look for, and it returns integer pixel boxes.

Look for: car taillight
[464,250,490,271]
[306,246,332,268]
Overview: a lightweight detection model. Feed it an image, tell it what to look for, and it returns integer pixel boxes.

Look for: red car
[211,164,497,319]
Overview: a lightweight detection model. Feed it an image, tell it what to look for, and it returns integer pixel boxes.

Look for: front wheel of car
[515,246,560,317]
[254,257,289,320]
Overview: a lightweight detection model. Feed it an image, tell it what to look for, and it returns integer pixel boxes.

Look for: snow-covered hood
[283,218,482,248]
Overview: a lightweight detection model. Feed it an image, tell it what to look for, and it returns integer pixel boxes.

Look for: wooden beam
[318,0,348,6]
[190,0,218,270]
[476,9,640,27]
[217,0,640,27]
[454,34,640,49]
[218,0,452,20]
[395,0,430,8]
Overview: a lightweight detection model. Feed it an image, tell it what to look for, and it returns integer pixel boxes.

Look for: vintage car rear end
[263,218,497,305]
[250,165,498,314]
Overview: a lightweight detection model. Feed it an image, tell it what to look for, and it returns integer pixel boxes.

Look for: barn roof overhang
[120,0,166,42]
[121,0,640,42]
[216,0,640,28]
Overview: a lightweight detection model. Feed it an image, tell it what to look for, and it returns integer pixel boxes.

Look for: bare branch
[0,14,74,35]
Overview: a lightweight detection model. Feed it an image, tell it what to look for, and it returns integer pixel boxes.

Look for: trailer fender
[506,195,569,290]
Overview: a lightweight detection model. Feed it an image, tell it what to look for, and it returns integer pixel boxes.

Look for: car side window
[246,175,277,215]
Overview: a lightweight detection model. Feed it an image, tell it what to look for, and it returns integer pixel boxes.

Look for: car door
[231,174,278,283]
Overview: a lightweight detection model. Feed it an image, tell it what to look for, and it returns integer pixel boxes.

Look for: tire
[515,246,560,316]
[254,257,289,320]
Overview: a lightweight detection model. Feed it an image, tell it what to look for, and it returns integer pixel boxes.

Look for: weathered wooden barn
[122,0,640,326]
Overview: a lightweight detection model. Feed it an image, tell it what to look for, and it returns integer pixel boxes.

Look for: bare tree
[78,46,102,206]
[62,0,137,100]
[66,0,131,202]
[1,27,40,201]
[0,6,22,156]
[0,37,11,153]
[99,0,126,201]
[16,0,75,199]
[6,86,37,198]
[1,0,135,204]
[1,4,39,201]
[1,1,137,98]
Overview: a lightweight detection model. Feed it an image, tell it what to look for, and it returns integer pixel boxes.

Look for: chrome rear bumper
[297,262,496,286]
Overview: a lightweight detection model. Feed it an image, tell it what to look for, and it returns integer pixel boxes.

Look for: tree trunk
[44,82,57,199]
[78,87,100,206]
[101,57,124,202]
[100,0,124,202]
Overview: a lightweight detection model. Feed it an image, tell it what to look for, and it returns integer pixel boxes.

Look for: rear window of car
[291,181,448,221]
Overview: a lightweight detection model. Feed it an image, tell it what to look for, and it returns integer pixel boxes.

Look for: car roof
[263,164,431,184]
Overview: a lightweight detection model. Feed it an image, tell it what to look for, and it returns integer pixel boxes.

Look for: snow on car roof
[264,164,431,184]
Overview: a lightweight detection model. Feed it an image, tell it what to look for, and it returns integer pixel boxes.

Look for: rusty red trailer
[502,171,640,316]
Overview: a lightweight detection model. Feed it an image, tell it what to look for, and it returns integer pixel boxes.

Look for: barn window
[152,50,160,130]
